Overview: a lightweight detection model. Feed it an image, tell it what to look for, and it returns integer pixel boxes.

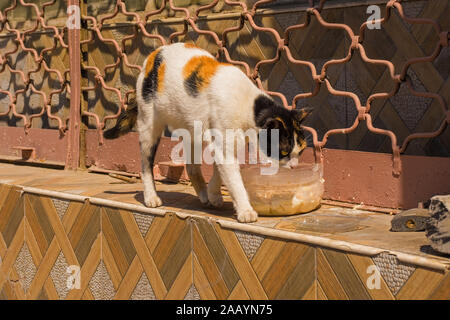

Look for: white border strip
[89,197,167,216]
[22,186,88,202]
[22,186,167,216]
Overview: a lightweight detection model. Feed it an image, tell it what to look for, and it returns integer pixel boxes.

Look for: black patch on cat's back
[184,68,203,97]
[142,51,163,101]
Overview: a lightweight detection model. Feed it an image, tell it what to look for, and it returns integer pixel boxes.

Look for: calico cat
[104,43,311,222]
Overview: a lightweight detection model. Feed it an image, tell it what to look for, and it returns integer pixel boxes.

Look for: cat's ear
[292,107,313,126]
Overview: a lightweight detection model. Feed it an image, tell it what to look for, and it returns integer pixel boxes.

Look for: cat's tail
[103,98,138,139]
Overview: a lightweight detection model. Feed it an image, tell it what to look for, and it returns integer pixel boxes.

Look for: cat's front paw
[144,194,163,208]
[236,208,258,223]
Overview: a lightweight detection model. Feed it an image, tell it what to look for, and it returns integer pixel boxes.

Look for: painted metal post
[65,0,81,170]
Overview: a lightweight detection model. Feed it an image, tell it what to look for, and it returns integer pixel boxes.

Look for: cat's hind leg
[138,115,164,208]
[207,163,223,208]
[186,162,209,205]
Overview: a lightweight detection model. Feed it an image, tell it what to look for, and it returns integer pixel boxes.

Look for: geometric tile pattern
[51,199,70,222]
[184,284,201,300]
[130,273,156,300]
[234,230,265,261]
[318,249,448,300]
[13,243,36,294]
[132,213,154,238]
[89,260,115,300]
[372,252,416,295]
[318,249,380,300]
[49,252,70,300]
[0,188,448,300]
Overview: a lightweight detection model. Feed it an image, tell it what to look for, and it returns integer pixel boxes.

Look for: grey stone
[426,195,450,254]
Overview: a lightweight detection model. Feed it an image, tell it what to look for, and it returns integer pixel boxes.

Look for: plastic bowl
[241,163,324,216]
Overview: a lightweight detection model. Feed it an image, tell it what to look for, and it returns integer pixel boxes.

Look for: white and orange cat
[104,43,310,222]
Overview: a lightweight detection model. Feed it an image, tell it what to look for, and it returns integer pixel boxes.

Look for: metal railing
[81,0,449,175]
[0,0,448,201]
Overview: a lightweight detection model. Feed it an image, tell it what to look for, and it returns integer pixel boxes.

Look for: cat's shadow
[104,189,235,218]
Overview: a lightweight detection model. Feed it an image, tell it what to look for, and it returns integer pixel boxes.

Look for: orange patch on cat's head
[145,48,161,75]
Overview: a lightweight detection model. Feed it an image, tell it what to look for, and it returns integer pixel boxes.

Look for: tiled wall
[0,184,448,300]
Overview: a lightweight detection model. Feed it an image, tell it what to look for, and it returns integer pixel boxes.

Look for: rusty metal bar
[66,0,81,170]
[79,0,89,169]
[0,0,70,166]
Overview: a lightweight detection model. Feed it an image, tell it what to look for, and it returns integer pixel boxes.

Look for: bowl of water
[241,163,324,216]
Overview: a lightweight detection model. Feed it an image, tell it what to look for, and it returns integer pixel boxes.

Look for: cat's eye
[281,150,288,156]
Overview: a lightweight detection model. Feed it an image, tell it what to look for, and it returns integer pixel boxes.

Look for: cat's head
[254,95,312,162]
